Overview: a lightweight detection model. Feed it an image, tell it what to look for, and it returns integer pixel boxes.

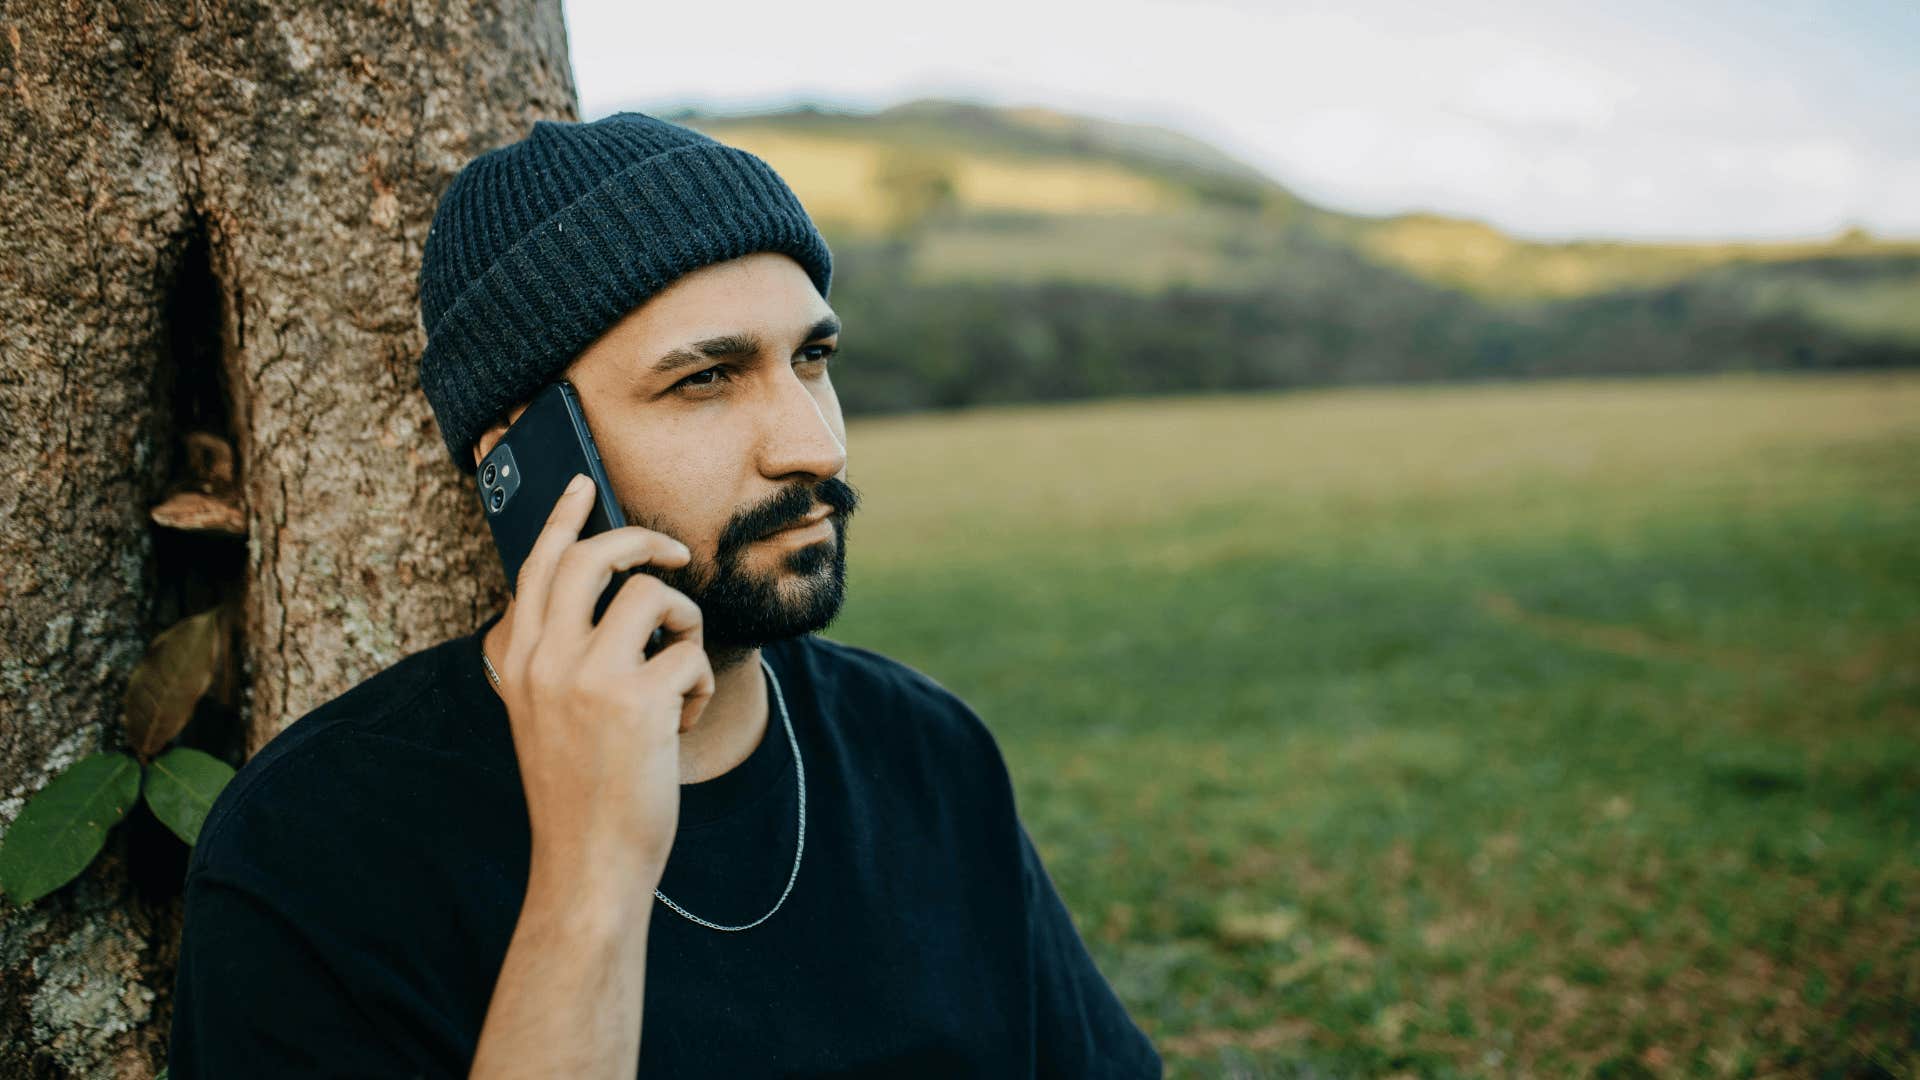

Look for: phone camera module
[479,443,520,516]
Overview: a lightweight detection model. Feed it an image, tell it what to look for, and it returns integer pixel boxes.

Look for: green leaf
[0,752,142,907]
[144,748,237,847]
[123,608,227,759]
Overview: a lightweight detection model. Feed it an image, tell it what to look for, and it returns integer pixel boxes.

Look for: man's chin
[676,515,850,657]
[695,566,847,655]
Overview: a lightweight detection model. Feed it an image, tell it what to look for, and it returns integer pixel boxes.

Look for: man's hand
[487,471,711,887]
[471,472,707,1078]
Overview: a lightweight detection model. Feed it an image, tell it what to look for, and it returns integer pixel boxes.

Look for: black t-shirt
[169,611,1161,1078]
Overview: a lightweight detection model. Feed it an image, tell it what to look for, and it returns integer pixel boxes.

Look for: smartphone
[475,380,666,652]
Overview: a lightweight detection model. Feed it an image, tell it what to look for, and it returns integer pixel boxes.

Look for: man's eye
[800,344,838,365]
[678,365,729,390]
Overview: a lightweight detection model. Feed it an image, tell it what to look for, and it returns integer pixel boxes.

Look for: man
[168,111,1161,1077]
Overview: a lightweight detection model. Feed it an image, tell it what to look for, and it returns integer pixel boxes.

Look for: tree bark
[0,2,574,1073]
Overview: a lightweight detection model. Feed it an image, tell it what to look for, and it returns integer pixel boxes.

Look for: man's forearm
[470,870,653,1079]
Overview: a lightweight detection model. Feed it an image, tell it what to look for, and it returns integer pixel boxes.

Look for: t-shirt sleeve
[168,871,450,1079]
[1019,821,1164,1078]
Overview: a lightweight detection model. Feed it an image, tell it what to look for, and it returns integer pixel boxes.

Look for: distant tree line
[827,242,1920,415]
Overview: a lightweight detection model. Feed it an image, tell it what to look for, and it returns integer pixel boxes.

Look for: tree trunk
[0,2,575,1073]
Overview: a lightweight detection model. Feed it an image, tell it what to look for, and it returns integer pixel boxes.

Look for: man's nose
[758,366,846,482]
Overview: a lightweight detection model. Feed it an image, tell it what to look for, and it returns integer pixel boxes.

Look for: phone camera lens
[483,462,497,486]
[489,488,504,511]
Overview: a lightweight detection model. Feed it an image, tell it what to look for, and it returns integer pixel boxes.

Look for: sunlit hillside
[1341,213,1920,303]
[654,99,1920,418]
[700,129,1188,230]
[681,98,1920,310]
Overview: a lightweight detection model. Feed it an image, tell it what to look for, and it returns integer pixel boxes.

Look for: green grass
[827,372,1920,1077]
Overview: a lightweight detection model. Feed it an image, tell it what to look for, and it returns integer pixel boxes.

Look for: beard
[626,475,860,666]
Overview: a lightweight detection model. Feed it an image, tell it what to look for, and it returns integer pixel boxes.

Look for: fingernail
[566,474,588,494]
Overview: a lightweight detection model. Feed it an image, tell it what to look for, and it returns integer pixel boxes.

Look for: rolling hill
[652,98,1919,414]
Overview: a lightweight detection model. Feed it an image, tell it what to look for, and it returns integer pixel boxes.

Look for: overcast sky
[562,0,1918,242]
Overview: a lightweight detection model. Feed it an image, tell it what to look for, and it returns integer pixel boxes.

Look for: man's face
[474,252,858,655]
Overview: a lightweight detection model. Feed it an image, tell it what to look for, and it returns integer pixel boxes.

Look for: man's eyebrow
[647,314,842,377]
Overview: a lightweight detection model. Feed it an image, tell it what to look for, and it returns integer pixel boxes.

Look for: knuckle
[560,664,615,705]
[678,639,712,671]
[554,539,591,568]
[573,529,614,552]
[619,526,683,557]
[501,640,531,676]
[544,488,582,524]
[514,556,544,595]
[617,572,664,601]
[646,639,688,670]
[525,651,569,693]
[667,588,701,619]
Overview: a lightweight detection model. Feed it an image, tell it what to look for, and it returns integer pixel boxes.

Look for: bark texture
[0,2,574,1073]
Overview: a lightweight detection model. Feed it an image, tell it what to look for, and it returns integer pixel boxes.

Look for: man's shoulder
[788,633,959,701]
[784,633,975,720]
[190,634,472,879]
[781,633,1008,769]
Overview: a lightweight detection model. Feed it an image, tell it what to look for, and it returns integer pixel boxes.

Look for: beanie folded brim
[419,141,834,473]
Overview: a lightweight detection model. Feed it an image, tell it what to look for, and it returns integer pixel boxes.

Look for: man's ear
[472,414,514,469]
[471,397,539,468]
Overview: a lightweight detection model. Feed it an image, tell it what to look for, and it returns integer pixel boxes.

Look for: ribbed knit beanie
[416,111,834,473]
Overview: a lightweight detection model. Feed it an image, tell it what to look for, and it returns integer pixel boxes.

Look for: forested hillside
[671,100,1920,414]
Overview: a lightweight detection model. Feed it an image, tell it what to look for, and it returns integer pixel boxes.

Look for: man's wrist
[524,854,663,938]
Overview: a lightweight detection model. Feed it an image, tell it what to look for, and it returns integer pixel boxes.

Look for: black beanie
[416,111,835,473]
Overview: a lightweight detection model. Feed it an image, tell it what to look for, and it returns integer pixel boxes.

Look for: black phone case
[475,380,635,627]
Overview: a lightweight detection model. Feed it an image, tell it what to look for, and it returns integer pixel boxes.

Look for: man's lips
[759,506,834,540]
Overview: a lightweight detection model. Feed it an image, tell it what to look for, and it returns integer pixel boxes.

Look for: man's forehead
[612,299,841,361]
[645,308,840,347]
[563,252,836,379]
[634,251,823,314]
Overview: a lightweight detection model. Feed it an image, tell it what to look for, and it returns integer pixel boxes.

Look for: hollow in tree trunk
[0,3,575,1073]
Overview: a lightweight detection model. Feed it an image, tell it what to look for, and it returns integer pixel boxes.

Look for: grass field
[826,372,1920,1078]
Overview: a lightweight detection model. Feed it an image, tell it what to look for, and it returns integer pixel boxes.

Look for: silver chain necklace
[480,646,806,933]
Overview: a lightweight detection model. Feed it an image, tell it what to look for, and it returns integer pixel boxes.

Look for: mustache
[721,475,861,550]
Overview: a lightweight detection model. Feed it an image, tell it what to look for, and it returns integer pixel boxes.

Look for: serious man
[169,111,1162,1077]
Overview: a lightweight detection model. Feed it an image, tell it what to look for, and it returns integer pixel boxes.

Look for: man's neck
[677,645,769,785]
[480,618,769,785]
